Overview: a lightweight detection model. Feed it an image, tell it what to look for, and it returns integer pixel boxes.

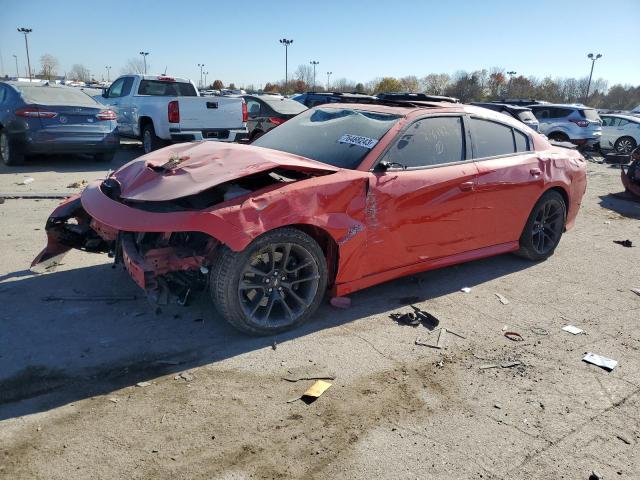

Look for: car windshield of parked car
[17,85,98,107]
[138,80,197,96]
[262,97,307,114]
[252,107,401,169]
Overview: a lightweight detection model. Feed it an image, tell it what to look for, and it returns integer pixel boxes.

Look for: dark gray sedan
[0,81,119,166]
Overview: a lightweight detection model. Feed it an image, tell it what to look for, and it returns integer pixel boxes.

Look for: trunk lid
[112,141,338,202]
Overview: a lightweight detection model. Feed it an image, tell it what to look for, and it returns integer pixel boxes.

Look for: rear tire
[141,123,164,154]
[548,132,569,142]
[210,227,328,336]
[0,131,24,166]
[614,136,636,155]
[250,130,264,143]
[515,190,566,261]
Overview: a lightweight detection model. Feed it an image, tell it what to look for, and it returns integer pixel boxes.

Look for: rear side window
[514,130,530,152]
[517,110,536,122]
[470,118,515,157]
[384,116,465,168]
[138,80,197,96]
[16,85,98,107]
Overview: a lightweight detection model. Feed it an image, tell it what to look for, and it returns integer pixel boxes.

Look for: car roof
[600,113,640,121]
[530,103,592,109]
[471,102,532,112]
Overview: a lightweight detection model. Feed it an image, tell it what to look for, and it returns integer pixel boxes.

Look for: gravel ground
[0,147,639,479]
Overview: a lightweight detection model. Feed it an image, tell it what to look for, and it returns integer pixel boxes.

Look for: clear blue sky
[2,0,638,87]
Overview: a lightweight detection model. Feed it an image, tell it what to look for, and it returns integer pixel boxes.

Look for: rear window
[138,80,197,96]
[16,85,98,107]
[517,110,536,122]
[252,107,401,169]
[579,109,601,122]
[262,98,307,114]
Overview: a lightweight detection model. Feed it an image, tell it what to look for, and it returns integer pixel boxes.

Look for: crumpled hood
[111,141,339,201]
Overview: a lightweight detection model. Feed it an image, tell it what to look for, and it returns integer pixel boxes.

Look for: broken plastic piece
[16,177,35,185]
[583,352,618,371]
[494,293,509,305]
[303,380,332,399]
[330,296,351,309]
[503,331,524,342]
[460,287,471,293]
[562,325,584,335]
[631,288,640,297]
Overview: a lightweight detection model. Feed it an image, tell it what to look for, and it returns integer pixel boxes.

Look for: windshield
[17,85,99,107]
[138,80,197,96]
[252,107,401,169]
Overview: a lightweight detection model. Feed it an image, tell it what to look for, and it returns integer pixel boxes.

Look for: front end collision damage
[32,143,372,302]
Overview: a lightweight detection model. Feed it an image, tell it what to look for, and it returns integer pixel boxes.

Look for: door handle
[530,168,541,176]
[460,181,474,191]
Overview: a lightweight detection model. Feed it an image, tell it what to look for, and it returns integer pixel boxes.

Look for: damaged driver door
[362,115,479,276]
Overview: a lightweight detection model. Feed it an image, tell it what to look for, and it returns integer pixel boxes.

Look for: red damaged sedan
[33,101,587,335]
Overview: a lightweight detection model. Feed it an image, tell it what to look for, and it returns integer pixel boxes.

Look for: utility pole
[13,54,19,78]
[327,71,332,91]
[105,66,111,82]
[17,28,32,81]
[585,53,602,103]
[310,60,319,90]
[139,51,149,74]
[506,70,517,96]
[279,38,293,92]
[197,63,204,88]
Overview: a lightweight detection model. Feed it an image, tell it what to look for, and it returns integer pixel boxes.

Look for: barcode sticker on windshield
[338,134,378,149]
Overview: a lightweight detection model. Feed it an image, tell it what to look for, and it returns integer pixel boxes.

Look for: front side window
[252,107,401,169]
[108,78,125,98]
[470,118,516,158]
[383,116,465,168]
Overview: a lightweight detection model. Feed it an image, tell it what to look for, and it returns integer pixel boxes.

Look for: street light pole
[506,71,517,96]
[105,66,111,82]
[279,38,293,92]
[310,60,319,90]
[12,54,19,78]
[585,53,602,103]
[197,63,204,88]
[204,71,209,88]
[17,28,32,81]
[139,52,149,74]
[327,71,332,91]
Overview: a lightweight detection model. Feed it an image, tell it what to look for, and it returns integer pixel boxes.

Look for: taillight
[15,107,57,119]
[96,110,116,121]
[168,101,180,123]
[268,117,285,126]
[242,102,248,123]
[570,119,589,127]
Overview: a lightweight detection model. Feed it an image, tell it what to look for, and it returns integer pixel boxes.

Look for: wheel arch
[285,223,340,288]
[139,116,154,135]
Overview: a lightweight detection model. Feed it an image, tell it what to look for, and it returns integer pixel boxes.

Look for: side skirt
[333,241,520,297]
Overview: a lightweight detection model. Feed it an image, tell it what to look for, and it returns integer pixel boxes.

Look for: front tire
[515,190,566,261]
[614,136,637,155]
[141,123,164,154]
[0,131,25,166]
[210,228,328,336]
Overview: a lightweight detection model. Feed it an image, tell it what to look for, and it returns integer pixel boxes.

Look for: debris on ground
[330,296,351,309]
[174,372,194,382]
[562,325,584,335]
[436,328,448,349]
[108,397,119,404]
[583,352,618,371]
[494,293,510,305]
[15,177,35,186]
[0,197,5,205]
[460,287,471,293]
[494,403,502,409]
[282,367,336,383]
[136,381,152,387]
[479,361,522,370]
[500,361,522,368]
[631,288,640,297]
[503,331,524,342]
[613,239,633,248]
[390,305,439,330]
[271,340,277,350]
[66,180,88,189]
[530,326,549,336]
[42,295,137,302]
[616,434,632,445]
[302,380,332,402]
[479,364,499,370]
[415,327,464,349]
[589,470,603,480]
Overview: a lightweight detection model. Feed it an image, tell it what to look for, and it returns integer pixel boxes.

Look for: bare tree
[399,75,420,92]
[422,73,450,95]
[39,54,59,80]
[121,58,146,75]
[294,64,314,87]
[69,64,90,82]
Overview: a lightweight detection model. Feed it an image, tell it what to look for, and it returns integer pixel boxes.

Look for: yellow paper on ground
[303,380,332,398]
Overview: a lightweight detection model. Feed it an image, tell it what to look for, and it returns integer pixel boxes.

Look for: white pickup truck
[99,74,248,153]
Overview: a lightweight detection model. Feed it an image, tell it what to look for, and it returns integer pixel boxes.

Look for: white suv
[599,114,640,154]
[530,104,602,146]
